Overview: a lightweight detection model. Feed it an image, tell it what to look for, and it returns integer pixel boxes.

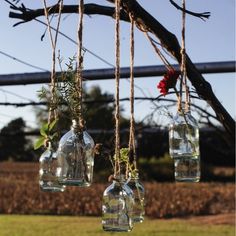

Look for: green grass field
[0,215,234,236]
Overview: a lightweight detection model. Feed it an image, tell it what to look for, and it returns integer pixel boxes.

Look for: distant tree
[34,85,130,131]
[0,118,34,161]
[84,86,129,130]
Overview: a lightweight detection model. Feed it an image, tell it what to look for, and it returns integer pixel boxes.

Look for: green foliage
[84,86,115,129]
[35,84,130,131]
[37,86,48,101]
[57,56,81,121]
[0,118,34,161]
[33,137,45,150]
[120,147,129,160]
[35,55,130,133]
[33,118,58,150]
[111,148,137,177]
[139,153,174,181]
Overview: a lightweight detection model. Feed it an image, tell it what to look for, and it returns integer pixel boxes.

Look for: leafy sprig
[57,56,82,122]
[111,147,137,178]
[34,118,58,150]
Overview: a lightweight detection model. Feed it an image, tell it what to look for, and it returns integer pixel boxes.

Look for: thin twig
[169,0,210,21]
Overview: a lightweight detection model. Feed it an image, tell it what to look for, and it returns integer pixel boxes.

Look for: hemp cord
[76,0,85,130]
[114,0,121,177]
[43,0,63,126]
[127,15,137,178]
[179,0,189,113]
[144,32,172,70]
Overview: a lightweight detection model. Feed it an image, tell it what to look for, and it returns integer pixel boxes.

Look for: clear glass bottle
[126,173,145,223]
[102,174,134,232]
[57,120,95,187]
[39,143,65,192]
[169,111,200,182]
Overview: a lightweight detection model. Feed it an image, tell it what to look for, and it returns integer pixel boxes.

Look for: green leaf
[40,123,49,137]
[37,86,47,100]
[120,148,129,162]
[34,136,46,150]
[49,118,58,132]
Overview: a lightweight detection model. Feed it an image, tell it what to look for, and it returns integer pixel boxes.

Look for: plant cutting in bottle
[34,0,65,192]
[102,0,134,232]
[55,0,95,187]
[156,0,201,182]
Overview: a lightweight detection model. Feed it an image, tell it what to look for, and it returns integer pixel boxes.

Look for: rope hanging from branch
[76,0,85,130]
[114,0,121,177]
[179,0,190,113]
[127,14,137,177]
[144,32,173,71]
[42,0,63,129]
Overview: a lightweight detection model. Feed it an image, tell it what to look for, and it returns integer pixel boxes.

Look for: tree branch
[120,0,235,141]
[8,3,129,26]
[169,0,210,21]
[7,1,235,141]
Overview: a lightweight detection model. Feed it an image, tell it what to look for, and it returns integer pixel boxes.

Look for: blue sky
[0,0,235,129]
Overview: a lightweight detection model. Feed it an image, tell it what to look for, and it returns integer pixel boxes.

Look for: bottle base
[133,216,144,223]
[175,177,200,183]
[59,179,91,187]
[174,155,200,183]
[40,186,65,192]
[102,226,132,232]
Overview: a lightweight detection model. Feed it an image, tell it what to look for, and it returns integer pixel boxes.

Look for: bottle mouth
[72,119,86,130]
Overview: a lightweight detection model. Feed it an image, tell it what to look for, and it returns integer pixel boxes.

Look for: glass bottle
[102,174,134,232]
[169,111,200,182]
[126,172,145,223]
[39,142,65,192]
[57,120,95,187]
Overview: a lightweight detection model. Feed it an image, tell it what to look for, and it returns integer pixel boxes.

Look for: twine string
[127,14,137,178]
[144,32,173,70]
[43,0,63,127]
[114,0,121,177]
[179,0,190,113]
[76,0,85,131]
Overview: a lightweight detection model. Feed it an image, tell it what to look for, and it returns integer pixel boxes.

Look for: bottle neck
[72,119,79,129]
[45,141,57,153]
[72,119,84,134]
[177,109,191,116]
[113,174,127,184]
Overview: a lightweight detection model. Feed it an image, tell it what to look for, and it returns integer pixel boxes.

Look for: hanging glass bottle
[169,111,200,182]
[102,174,134,232]
[126,172,145,223]
[57,120,95,187]
[39,142,65,192]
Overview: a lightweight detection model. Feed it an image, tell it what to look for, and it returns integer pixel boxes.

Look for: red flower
[157,69,180,95]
